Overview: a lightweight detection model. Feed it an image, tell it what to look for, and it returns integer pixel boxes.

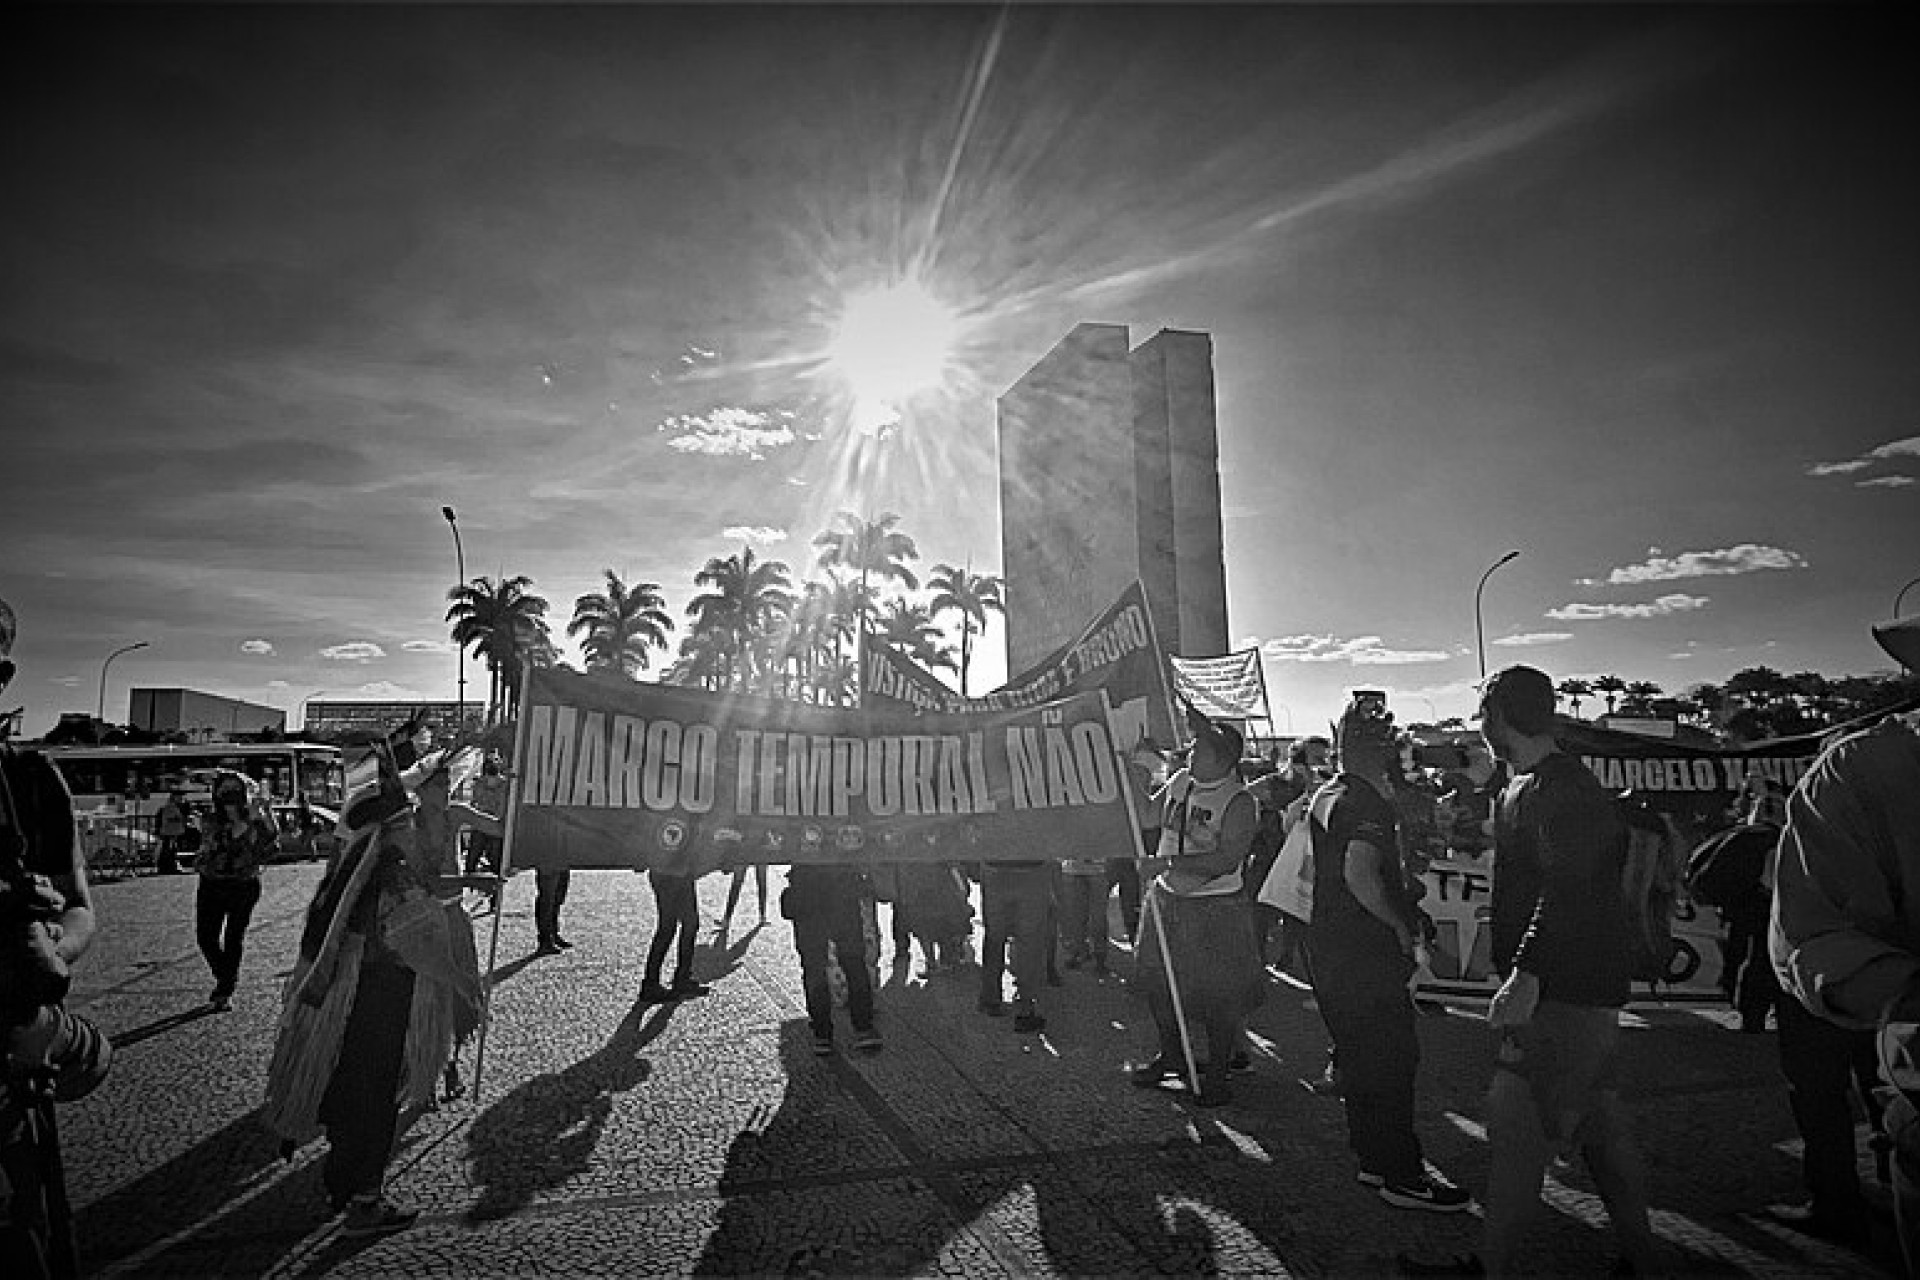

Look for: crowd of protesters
[18,569,1920,1278]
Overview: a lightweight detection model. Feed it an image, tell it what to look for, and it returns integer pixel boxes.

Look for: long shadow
[693,920,763,984]
[111,1003,222,1049]
[71,1107,301,1274]
[463,996,674,1223]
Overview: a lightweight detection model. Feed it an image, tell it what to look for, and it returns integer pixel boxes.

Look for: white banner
[1169,650,1268,723]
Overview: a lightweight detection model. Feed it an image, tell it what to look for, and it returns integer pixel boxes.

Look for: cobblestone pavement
[59,865,1899,1277]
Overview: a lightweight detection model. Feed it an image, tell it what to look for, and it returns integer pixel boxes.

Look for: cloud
[1859,475,1916,489]
[1809,434,1920,480]
[402,639,457,654]
[351,680,424,700]
[721,525,787,545]
[658,407,796,459]
[239,638,275,655]
[1490,631,1573,648]
[320,641,387,662]
[1259,634,1451,665]
[1545,593,1709,621]
[1589,544,1807,585]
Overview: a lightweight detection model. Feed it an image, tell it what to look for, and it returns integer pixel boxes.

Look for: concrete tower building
[997,324,1227,673]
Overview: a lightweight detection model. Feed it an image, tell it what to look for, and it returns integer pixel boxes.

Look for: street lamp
[1474,549,1522,683]
[297,689,330,733]
[1896,576,1920,619]
[98,640,150,724]
[442,505,466,726]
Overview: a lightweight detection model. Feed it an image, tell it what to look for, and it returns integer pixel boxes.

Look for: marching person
[154,791,189,875]
[638,868,707,1001]
[193,772,276,1012]
[261,744,485,1239]
[1308,693,1468,1210]
[1480,665,1659,1274]
[2,596,109,1280]
[1772,616,1920,1270]
[784,861,882,1056]
[1129,702,1264,1108]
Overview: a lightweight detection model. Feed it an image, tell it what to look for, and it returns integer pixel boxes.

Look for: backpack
[1683,823,1777,910]
[1616,792,1685,985]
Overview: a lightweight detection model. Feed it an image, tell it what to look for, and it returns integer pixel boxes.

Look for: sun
[825,279,958,429]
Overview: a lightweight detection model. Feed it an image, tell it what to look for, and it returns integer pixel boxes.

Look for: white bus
[38,741,346,875]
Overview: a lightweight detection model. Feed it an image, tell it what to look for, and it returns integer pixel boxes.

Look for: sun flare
[826,280,958,430]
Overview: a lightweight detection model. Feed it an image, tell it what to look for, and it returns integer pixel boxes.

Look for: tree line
[442,511,1005,723]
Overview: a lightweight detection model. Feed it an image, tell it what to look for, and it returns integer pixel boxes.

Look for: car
[271,803,341,862]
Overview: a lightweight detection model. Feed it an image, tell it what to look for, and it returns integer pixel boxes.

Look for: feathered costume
[261,747,485,1149]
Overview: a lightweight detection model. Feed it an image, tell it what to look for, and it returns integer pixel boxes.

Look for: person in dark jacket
[1480,665,1658,1278]
[785,863,882,1056]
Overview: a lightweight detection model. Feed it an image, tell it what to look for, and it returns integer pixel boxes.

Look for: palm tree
[1555,677,1594,719]
[665,626,729,692]
[874,598,958,677]
[1591,674,1628,716]
[567,571,674,678]
[685,547,794,691]
[927,563,1004,697]
[1620,680,1663,717]
[812,511,919,701]
[446,575,553,722]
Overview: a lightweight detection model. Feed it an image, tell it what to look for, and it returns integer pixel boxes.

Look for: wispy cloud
[320,641,387,662]
[1260,635,1452,665]
[351,680,424,700]
[1859,474,1916,489]
[1546,594,1709,621]
[401,639,456,654]
[658,407,796,460]
[721,525,787,545]
[1583,543,1806,585]
[239,638,275,655]
[1491,631,1573,648]
[1808,434,1920,481]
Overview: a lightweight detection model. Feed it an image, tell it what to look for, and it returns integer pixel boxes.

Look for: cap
[1873,615,1920,673]
[1183,698,1243,761]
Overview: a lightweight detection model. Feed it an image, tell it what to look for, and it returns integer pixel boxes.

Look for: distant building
[996,324,1227,674]
[129,688,285,738]
[303,699,480,741]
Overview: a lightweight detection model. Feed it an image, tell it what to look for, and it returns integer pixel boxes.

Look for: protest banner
[864,579,1178,750]
[506,665,1138,875]
[1169,649,1268,724]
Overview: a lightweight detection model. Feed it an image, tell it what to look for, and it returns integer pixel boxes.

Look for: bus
[38,741,346,876]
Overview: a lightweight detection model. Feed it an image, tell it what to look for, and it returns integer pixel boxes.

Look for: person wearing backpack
[1479,665,1660,1279]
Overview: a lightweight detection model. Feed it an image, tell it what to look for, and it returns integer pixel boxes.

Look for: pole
[1474,550,1521,682]
[97,641,149,723]
[1896,576,1920,619]
[472,659,534,1105]
[443,506,467,726]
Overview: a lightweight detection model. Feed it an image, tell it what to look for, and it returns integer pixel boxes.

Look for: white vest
[1154,769,1247,896]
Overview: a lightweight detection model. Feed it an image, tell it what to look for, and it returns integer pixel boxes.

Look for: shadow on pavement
[693,921,762,984]
[463,996,674,1223]
[110,1003,222,1049]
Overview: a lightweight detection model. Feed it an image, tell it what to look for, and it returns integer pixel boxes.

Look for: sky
[4,3,1917,741]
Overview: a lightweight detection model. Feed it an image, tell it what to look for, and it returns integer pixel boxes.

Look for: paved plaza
[59,864,1900,1278]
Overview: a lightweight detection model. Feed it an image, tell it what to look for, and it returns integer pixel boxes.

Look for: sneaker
[210,987,233,1012]
[1013,1007,1047,1033]
[534,940,562,957]
[670,979,711,999]
[852,1027,883,1053]
[812,1034,835,1057]
[1379,1174,1473,1213]
[1228,1048,1252,1073]
[340,1196,419,1238]
[552,936,575,950]
[638,980,673,1003]
[1129,1056,1181,1087]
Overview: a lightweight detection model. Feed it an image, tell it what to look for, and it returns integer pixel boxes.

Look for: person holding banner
[1128,703,1264,1108]
[783,862,882,1056]
[1307,694,1468,1211]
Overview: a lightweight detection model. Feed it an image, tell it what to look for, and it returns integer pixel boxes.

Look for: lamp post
[1896,576,1920,619]
[297,689,330,733]
[98,640,150,724]
[442,505,466,726]
[1474,549,1522,683]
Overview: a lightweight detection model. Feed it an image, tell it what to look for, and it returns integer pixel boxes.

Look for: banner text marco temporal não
[519,706,1121,818]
